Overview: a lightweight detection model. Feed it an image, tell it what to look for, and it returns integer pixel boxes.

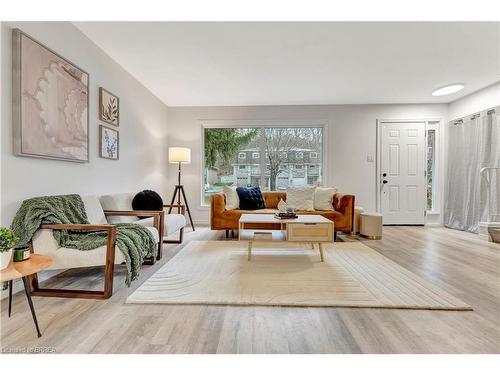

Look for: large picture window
[203,126,323,204]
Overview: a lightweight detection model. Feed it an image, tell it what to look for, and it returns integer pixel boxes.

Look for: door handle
[382,180,388,184]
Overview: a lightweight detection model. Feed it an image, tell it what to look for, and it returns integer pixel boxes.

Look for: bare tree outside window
[264,127,323,191]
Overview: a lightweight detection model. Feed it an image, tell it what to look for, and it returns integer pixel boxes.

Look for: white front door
[380,121,426,225]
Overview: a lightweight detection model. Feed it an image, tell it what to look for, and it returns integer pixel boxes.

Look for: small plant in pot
[0,227,18,270]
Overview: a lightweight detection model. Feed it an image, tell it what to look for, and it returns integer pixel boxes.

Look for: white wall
[2,22,494,229]
[448,82,500,120]
[0,22,170,225]
[167,104,447,224]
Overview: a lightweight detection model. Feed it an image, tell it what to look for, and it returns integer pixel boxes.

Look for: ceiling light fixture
[432,83,464,96]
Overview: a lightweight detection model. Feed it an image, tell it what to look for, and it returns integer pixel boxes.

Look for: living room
[1,1,499,372]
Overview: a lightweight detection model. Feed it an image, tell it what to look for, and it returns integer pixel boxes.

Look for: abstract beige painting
[13,29,89,162]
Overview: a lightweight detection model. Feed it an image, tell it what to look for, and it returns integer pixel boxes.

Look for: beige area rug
[126,240,472,310]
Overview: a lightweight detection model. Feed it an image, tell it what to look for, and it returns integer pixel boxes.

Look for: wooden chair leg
[143,257,156,265]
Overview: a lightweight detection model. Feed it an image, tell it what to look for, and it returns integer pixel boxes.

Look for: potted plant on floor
[0,227,18,270]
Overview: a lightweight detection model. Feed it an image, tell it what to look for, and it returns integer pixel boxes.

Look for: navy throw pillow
[236,186,265,210]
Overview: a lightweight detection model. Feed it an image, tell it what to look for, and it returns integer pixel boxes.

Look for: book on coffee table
[274,213,298,220]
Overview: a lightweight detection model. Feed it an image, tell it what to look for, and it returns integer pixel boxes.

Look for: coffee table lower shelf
[238,229,327,262]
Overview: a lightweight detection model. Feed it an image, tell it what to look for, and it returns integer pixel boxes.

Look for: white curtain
[444,108,500,233]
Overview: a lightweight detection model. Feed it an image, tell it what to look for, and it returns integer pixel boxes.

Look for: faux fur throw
[10,194,156,286]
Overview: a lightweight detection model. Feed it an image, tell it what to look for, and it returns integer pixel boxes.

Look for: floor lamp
[168,147,195,231]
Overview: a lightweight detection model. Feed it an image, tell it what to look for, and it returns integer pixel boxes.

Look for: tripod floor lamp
[168,147,195,231]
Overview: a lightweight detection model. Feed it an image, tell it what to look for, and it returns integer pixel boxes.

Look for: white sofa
[29,193,186,299]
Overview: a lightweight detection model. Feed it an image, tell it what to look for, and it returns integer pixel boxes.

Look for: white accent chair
[99,193,187,256]
[29,195,164,299]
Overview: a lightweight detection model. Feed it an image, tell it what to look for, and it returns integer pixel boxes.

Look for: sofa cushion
[263,191,287,208]
[314,187,337,210]
[164,214,187,236]
[136,214,186,237]
[236,186,265,210]
[223,185,239,210]
[286,186,315,211]
[100,193,137,224]
[81,195,107,224]
[32,229,126,269]
[32,223,159,270]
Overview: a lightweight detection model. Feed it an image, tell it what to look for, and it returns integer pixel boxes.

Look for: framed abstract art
[99,125,119,160]
[12,29,89,162]
[99,87,119,126]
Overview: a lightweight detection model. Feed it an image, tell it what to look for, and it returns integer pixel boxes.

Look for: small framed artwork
[99,125,119,160]
[99,87,119,126]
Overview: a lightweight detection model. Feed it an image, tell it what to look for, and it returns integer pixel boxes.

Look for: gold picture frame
[99,87,119,126]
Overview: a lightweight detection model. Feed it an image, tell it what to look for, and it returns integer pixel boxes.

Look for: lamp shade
[169,147,191,164]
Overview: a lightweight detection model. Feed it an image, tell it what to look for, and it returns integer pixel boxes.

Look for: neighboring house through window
[203,125,324,204]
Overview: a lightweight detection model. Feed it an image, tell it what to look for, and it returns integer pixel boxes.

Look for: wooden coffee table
[238,214,334,262]
[0,254,52,337]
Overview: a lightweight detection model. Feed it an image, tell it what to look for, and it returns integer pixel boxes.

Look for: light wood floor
[1,226,499,354]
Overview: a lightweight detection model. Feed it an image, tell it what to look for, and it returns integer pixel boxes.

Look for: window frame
[200,119,328,207]
[426,121,440,214]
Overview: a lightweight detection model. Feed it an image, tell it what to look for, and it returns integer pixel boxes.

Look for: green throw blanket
[10,194,157,286]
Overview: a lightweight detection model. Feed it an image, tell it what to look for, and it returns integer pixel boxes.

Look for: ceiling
[75,22,499,107]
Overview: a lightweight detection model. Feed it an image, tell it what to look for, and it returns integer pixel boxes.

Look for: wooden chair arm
[163,204,186,215]
[103,210,164,217]
[40,223,115,232]
[103,210,165,245]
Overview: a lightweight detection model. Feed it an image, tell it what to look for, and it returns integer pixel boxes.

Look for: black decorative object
[132,190,163,218]
[236,186,265,210]
[274,212,298,220]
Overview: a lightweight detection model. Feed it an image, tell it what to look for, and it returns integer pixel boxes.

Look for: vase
[277,199,287,213]
[0,248,13,270]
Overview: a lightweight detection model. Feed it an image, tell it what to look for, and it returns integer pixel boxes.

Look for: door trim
[376,119,441,221]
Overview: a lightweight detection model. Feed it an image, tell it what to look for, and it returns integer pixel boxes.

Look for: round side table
[0,254,52,337]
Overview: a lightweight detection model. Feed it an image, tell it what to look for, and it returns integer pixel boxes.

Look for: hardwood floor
[1,226,499,354]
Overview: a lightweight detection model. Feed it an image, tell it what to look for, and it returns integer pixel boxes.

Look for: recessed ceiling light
[432,84,464,96]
